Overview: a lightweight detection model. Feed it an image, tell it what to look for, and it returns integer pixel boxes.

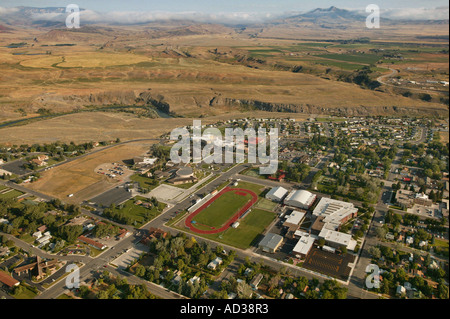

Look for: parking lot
[90,186,132,207]
[0,160,31,176]
[110,243,149,270]
[303,247,355,281]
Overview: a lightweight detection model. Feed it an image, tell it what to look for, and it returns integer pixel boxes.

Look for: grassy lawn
[112,196,166,228]
[10,284,38,299]
[0,188,24,199]
[164,181,197,189]
[191,209,276,250]
[57,293,74,299]
[255,198,278,211]
[232,181,265,196]
[243,168,266,179]
[192,190,253,228]
[90,246,107,257]
[130,174,159,190]
[434,239,449,248]
[18,233,35,244]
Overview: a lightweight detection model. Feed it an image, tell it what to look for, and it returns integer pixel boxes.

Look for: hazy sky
[1,0,448,13]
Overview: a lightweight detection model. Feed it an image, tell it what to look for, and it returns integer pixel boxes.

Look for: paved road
[3,158,381,300]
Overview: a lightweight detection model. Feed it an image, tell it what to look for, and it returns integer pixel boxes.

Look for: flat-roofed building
[292,235,316,260]
[318,228,357,251]
[312,197,358,230]
[266,186,288,202]
[283,210,306,238]
[258,233,283,253]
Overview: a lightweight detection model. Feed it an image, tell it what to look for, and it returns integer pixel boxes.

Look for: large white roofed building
[284,190,316,209]
[312,197,358,229]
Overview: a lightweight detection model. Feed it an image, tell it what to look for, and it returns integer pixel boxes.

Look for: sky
[0,0,448,23]
[0,0,448,13]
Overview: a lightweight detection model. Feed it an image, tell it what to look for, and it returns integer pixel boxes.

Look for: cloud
[0,6,19,15]
[382,7,449,20]
[26,9,280,25]
[366,6,449,20]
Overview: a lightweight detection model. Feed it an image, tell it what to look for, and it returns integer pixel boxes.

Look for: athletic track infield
[185,187,258,234]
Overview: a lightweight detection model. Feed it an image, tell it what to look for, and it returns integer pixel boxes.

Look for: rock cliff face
[217,98,448,117]
[29,90,448,117]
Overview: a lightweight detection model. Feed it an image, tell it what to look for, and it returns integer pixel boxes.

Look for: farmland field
[315,53,381,65]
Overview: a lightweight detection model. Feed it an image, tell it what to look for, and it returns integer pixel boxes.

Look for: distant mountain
[277,6,366,25]
[0,24,14,32]
[0,6,448,28]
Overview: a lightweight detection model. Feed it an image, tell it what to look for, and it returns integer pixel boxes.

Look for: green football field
[195,208,276,249]
[192,190,252,228]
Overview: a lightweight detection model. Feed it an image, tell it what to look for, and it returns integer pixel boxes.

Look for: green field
[10,284,38,299]
[0,188,24,199]
[130,174,159,190]
[314,60,366,70]
[191,208,276,249]
[112,196,166,228]
[192,190,253,229]
[315,53,381,65]
[255,198,278,211]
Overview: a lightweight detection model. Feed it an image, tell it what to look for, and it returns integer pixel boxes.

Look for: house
[32,231,42,239]
[188,276,200,285]
[406,236,414,245]
[385,233,395,240]
[31,158,46,167]
[0,247,10,257]
[250,273,264,290]
[419,240,428,248]
[140,228,167,245]
[396,285,406,296]
[37,225,47,233]
[207,257,223,270]
[172,270,183,285]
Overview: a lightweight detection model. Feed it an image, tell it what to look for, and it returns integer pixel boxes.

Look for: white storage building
[266,186,288,202]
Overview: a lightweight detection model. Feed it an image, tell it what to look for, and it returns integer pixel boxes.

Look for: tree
[236,281,253,299]
[368,246,381,259]
[318,238,326,247]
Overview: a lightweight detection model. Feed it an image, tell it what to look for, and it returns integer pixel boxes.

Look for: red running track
[185,187,258,234]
